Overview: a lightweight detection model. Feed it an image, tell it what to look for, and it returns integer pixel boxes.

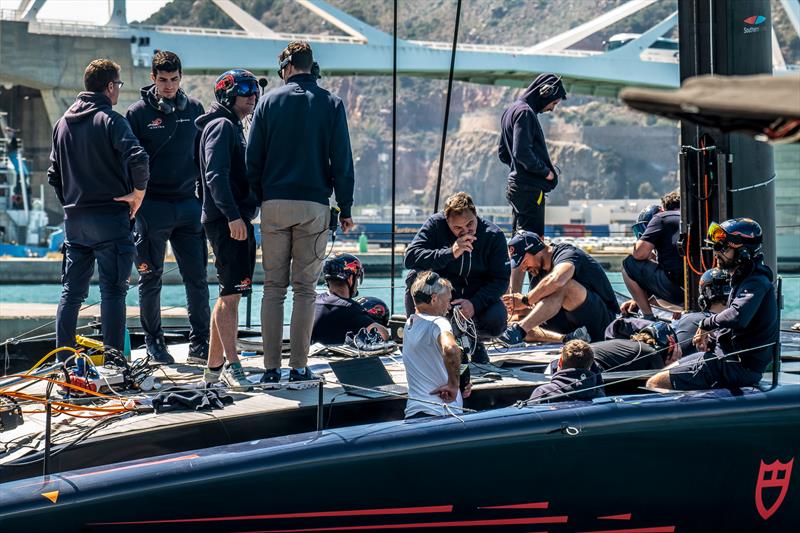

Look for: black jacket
[47,92,149,213]
[530,364,604,402]
[126,85,204,200]
[404,213,510,314]
[245,73,355,217]
[699,262,778,373]
[196,103,257,224]
[498,74,565,193]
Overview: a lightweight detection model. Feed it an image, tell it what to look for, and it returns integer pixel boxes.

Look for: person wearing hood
[126,51,209,365]
[499,73,567,292]
[196,69,260,391]
[530,340,604,403]
[47,59,149,359]
[647,219,778,390]
[404,192,510,364]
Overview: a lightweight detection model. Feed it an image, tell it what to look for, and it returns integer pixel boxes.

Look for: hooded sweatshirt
[529,363,604,403]
[245,73,355,217]
[47,92,149,213]
[498,74,566,193]
[126,85,205,200]
[404,212,510,314]
[699,261,778,373]
[195,102,257,224]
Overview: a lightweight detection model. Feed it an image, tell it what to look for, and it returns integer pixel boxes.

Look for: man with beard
[647,219,778,390]
[404,192,510,364]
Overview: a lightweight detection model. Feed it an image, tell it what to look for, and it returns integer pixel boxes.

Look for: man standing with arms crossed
[48,59,148,359]
[127,51,209,365]
[247,41,355,386]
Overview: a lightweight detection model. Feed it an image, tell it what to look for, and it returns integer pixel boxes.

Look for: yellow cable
[25,346,81,375]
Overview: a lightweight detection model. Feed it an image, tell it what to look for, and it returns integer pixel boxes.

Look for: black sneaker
[186,340,209,365]
[146,337,174,365]
[288,367,321,389]
[259,368,282,389]
[471,341,490,365]
[496,324,526,348]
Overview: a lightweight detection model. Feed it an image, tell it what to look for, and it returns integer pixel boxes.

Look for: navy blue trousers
[57,208,134,356]
[134,197,209,345]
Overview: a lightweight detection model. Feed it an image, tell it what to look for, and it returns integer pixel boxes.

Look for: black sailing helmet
[355,296,390,326]
[323,253,365,297]
[698,268,732,311]
[706,218,764,264]
[632,204,663,239]
[214,69,259,109]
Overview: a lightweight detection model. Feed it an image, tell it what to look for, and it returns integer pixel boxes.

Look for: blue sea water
[1,273,798,324]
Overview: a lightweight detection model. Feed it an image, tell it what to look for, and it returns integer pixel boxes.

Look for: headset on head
[278,48,319,80]
[535,74,563,98]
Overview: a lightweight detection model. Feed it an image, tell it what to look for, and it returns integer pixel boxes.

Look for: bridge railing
[407,39,601,57]
[134,23,366,44]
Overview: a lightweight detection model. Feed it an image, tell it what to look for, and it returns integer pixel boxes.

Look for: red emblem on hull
[755,457,793,520]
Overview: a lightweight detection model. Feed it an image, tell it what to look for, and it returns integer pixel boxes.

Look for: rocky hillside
[144,0,797,212]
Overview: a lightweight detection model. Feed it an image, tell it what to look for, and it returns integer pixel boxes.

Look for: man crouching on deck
[403,271,471,419]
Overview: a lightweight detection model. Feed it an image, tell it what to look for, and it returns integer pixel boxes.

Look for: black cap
[508,231,545,268]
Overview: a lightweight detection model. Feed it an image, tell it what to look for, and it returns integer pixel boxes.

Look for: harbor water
[0,273,798,327]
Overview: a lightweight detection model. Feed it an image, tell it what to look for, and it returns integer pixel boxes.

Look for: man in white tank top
[403,271,471,418]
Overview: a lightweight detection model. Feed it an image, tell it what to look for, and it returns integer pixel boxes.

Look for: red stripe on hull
[242,516,567,533]
[90,506,454,526]
[597,514,633,521]
[480,502,550,510]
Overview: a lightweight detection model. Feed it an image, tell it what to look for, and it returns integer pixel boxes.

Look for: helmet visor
[706,222,728,250]
[632,221,648,239]
[235,79,259,97]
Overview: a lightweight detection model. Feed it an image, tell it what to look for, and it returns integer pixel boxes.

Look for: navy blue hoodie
[47,92,149,214]
[126,85,204,200]
[245,73,354,217]
[404,213,510,314]
[699,261,778,373]
[196,103,257,224]
[530,363,604,402]
[498,74,566,193]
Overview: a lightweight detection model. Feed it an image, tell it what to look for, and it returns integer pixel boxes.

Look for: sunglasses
[425,272,441,286]
[235,79,259,97]
[277,56,291,79]
[111,80,124,88]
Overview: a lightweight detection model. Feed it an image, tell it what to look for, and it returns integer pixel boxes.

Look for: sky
[0,0,171,24]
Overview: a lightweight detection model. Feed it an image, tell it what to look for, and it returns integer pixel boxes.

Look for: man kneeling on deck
[311,253,389,345]
[403,271,471,419]
[647,219,778,391]
[499,231,620,346]
[530,340,603,403]
[404,192,510,364]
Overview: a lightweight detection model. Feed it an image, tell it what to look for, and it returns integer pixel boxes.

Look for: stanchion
[316,380,324,432]
[43,401,52,476]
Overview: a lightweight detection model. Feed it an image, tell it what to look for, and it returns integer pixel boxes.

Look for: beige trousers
[260,199,329,369]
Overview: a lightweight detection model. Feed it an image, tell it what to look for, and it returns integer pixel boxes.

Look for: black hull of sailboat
[1,386,798,532]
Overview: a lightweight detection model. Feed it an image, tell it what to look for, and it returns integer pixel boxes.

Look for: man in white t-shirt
[403,270,471,419]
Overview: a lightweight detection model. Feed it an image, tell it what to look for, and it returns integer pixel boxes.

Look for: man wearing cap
[499,73,567,292]
[499,231,620,346]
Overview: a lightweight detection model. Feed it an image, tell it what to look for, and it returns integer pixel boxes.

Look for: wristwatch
[521,294,529,306]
